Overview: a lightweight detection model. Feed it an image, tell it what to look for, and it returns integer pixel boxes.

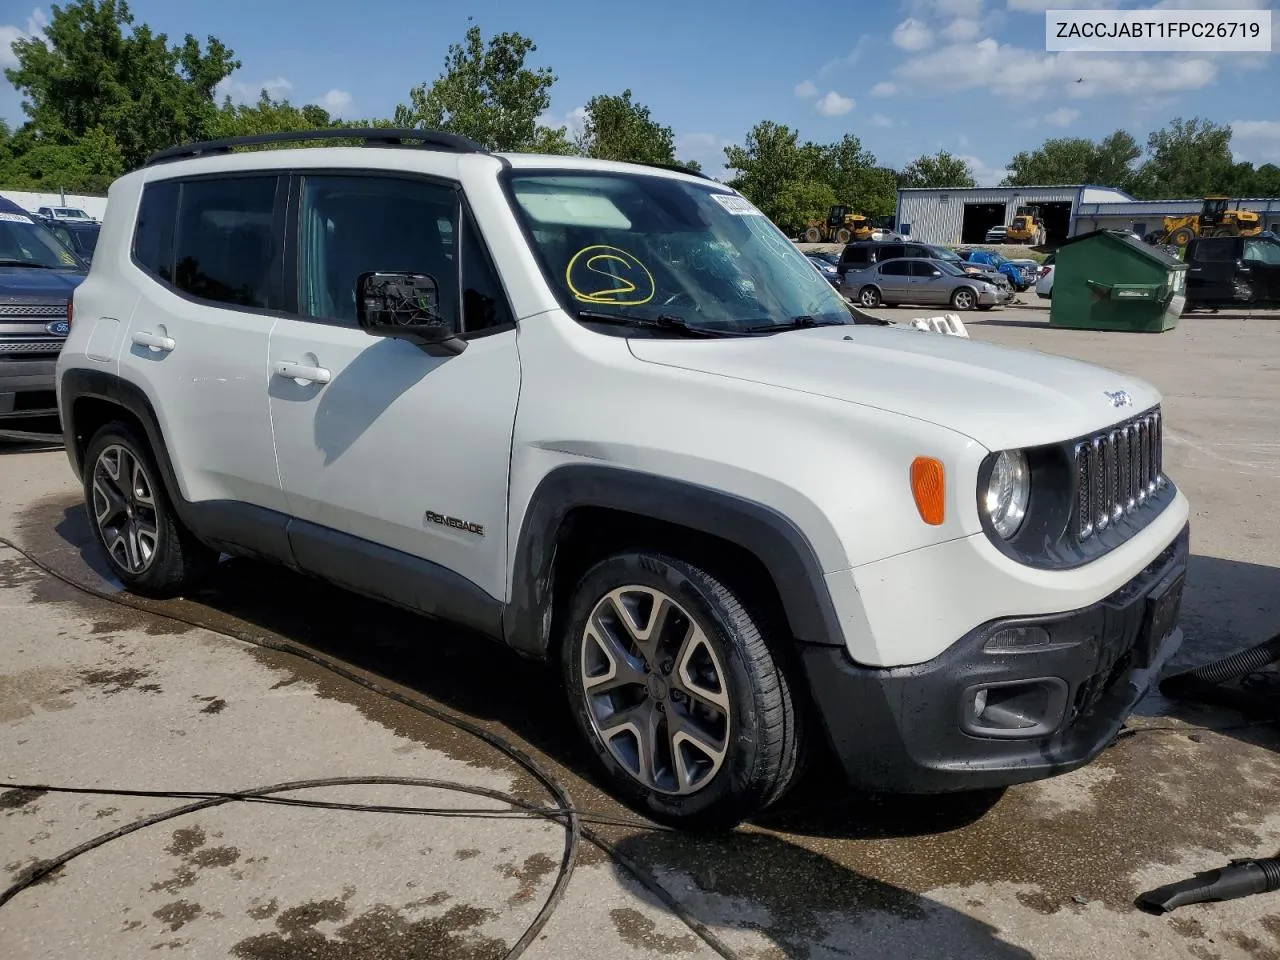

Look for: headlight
[985,450,1030,539]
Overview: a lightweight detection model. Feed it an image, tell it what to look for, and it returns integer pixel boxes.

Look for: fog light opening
[962,678,1068,740]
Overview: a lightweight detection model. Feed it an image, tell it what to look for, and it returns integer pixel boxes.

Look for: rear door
[1185,237,1238,301]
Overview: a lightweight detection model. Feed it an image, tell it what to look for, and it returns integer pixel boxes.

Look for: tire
[835,228,852,244]
[804,227,822,243]
[977,304,995,311]
[83,421,217,598]
[858,286,882,308]
[1170,226,1195,247]
[951,287,977,310]
[561,551,802,830]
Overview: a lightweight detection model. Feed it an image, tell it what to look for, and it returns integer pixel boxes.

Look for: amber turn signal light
[910,457,945,526]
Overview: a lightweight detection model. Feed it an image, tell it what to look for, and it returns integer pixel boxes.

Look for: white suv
[55,129,1191,829]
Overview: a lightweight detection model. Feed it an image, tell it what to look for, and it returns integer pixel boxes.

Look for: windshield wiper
[576,310,745,338]
[0,259,56,268]
[745,315,849,333]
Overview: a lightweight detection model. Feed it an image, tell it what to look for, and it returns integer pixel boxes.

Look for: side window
[1243,239,1280,265]
[907,260,939,277]
[297,174,459,327]
[459,211,514,333]
[1193,238,1236,262]
[173,176,281,309]
[133,180,179,282]
[905,245,930,258]
[880,244,905,260]
[840,246,867,267]
[880,261,910,276]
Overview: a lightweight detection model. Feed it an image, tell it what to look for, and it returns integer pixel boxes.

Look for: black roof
[144,128,490,166]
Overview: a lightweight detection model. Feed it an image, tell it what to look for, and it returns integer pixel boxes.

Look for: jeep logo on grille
[1102,389,1132,408]
[46,320,70,336]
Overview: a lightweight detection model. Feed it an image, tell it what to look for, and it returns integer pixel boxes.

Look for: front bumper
[0,356,59,419]
[801,522,1189,793]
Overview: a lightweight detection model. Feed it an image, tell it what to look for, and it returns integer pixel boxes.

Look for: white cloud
[1007,0,1120,10]
[959,154,1009,186]
[1231,120,1280,164]
[871,81,898,96]
[1232,120,1280,142]
[958,133,970,146]
[815,90,855,116]
[539,105,588,136]
[943,17,984,41]
[820,36,874,75]
[893,17,935,51]
[794,79,819,98]
[676,131,735,179]
[907,0,983,16]
[0,8,47,69]
[315,89,353,116]
[892,37,1217,100]
[1043,106,1080,126]
[870,114,895,127]
[216,75,293,104]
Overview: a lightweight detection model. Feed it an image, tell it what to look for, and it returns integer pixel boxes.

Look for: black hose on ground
[1158,631,1280,717]
[1160,631,1280,692]
[0,535,743,960]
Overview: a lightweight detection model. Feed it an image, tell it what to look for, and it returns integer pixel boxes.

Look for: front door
[906,260,949,303]
[266,172,520,603]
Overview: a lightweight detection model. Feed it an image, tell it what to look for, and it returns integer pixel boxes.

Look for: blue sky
[2,0,1277,183]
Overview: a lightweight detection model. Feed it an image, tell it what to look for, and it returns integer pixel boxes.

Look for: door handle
[132,331,175,352]
[274,360,332,386]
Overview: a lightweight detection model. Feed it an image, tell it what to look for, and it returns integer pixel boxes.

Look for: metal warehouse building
[894,185,1135,246]
[1072,197,1280,238]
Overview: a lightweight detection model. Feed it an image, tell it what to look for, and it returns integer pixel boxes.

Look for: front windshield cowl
[504,169,853,336]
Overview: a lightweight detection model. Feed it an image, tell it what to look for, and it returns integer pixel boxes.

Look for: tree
[209,91,345,140]
[0,124,125,192]
[393,23,566,152]
[575,88,673,164]
[1135,116,1235,199]
[899,150,976,188]
[723,121,818,228]
[4,0,239,168]
[1002,131,1141,191]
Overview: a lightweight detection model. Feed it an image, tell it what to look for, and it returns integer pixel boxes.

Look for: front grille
[0,303,65,317]
[1074,408,1165,541]
[0,340,62,355]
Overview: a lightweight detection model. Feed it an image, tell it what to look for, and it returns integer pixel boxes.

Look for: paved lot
[2,305,1279,959]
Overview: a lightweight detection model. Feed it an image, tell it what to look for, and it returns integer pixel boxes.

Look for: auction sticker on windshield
[711,194,763,216]
[0,212,34,224]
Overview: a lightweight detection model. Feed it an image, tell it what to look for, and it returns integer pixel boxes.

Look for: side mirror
[931,269,943,277]
[356,272,466,356]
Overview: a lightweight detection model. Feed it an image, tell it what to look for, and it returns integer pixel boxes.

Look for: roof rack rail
[638,161,714,180]
[143,128,489,167]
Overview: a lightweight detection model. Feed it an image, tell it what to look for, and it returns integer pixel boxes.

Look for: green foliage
[392,23,565,152]
[1133,117,1236,199]
[575,89,689,169]
[4,0,238,169]
[209,91,345,140]
[898,150,976,188]
[1002,131,1141,191]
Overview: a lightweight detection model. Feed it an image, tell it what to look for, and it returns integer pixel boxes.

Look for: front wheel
[561,552,802,830]
[858,286,882,308]
[804,227,822,243]
[835,228,852,244]
[951,287,977,310]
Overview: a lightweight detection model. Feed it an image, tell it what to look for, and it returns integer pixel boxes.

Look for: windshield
[56,208,89,219]
[933,260,966,277]
[927,246,963,264]
[506,171,852,332]
[0,210,83,268]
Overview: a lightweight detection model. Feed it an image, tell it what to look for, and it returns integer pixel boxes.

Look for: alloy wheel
[92,444,160,575]
[954,289,975,309]
[580,585,731,796]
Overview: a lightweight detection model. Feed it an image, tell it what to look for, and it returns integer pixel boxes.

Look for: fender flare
[501,464,846,658]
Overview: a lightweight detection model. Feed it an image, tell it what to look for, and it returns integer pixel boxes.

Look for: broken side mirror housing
[356,271,466,356]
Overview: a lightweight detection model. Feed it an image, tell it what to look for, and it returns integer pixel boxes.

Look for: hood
[0,265,87,300]
[627,324,1160,452]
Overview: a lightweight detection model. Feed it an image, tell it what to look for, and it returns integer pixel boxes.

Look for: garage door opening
[962,203,1006,243]
[1039,201,1072,245]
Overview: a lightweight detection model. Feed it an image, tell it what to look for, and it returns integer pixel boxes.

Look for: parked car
[39,217,101,264]
[985,225,1008,243]
[0,196,87,421]
[1035,253,1056,299]
[35,205,97,223]
[56,128,1189,829]
[840,257,1008,310]
[806,253,840,286]
[838,240,1008,290]
[958,249,1037,291]
[1184,234,1280,305]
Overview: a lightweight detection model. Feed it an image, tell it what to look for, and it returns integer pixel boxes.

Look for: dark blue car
[958,249,1036,291]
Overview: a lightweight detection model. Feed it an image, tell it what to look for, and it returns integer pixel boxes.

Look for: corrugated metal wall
[896,188,1078,245]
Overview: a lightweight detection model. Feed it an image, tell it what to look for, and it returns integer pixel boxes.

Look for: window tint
[1193,238,1237,262]
[134,180,179,282]
[880,261,910,276]
[906,245,930,258]
[459,212,513,333]
[173,176,280,308]
[878,244,905,260]
[907,260,939,277]
[298,175,459,326]
[840,246,868,266]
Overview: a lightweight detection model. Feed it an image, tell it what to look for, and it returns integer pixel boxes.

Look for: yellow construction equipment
[1007,205,1046,245]
[802,205,873,244]
[1150,197,1262,247]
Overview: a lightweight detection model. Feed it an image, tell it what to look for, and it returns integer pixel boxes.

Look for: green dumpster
[1049,229,1187,332]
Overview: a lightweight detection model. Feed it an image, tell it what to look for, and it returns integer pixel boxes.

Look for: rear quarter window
[134,181,179,281]
[1191,238,1237,262]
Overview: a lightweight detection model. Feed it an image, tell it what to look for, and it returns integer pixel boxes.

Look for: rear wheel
[858,286,882,308]
[951,287,977,310]
[84,422,216,597]
[561,552,803,830]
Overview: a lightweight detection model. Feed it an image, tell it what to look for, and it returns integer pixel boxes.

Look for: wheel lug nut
[661,659,674,674]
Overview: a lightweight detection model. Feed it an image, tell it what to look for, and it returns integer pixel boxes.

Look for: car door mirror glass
[356,271,467,356]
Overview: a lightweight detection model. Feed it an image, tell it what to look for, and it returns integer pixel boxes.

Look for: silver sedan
[839,257,1006,310]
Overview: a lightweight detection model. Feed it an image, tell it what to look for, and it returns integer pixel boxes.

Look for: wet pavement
[2,310,1279,959]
